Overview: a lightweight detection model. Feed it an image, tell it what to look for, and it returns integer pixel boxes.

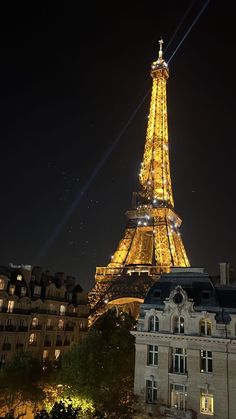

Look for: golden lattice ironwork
[88,40,190,321]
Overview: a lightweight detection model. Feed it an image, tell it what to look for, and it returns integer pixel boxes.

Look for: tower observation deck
[89,41,190,322]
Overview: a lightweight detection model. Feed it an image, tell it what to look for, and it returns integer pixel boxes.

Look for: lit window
[0,299,3,312]
[31,317,38,327]
[7,301,14,313]
[171,384,187,410]
[21,287,27,297]
[200,319,212,336]
[54,349,61,360]
[149,315,159,332]
[17,275,22,281]
[29,333,37,345]
[200,392,214,415]
[146,379,157,403]
[172,347,187,374]
[59,305,66,316]
[148,345,158,366]
[9,285,15,295]
[200,350,213,373]
[173,316,184,334]
[0,278,4,290]
[58,319,64,330]
[43,350,49,361]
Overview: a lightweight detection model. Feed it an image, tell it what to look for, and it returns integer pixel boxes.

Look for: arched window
[149,315,159,332]
[31,317,38,328]
[200,319,211,336]
[0,278,4,290]
[173,316,184,334]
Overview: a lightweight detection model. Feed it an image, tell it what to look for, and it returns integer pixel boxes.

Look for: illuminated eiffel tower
[89,40,190,322]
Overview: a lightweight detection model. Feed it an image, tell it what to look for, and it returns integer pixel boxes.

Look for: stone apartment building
[132,267,236,419]
[0,264,88,367]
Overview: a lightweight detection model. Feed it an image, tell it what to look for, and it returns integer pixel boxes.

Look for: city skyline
[0,1,235,291]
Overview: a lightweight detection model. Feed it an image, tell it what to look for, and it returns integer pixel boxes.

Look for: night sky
[0,1,235,291]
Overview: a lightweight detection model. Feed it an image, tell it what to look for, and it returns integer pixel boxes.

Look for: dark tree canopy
[59,310,136,418]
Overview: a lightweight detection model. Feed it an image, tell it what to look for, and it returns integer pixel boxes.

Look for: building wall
[0,268,88,367]
[132,285,236,419]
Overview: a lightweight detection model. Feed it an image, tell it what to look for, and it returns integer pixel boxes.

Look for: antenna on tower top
[158,38,164,60]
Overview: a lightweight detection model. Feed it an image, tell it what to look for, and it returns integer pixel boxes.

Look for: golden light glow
[89,45,189,320]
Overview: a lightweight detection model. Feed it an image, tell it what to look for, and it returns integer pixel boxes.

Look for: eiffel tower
[89,40,190,322]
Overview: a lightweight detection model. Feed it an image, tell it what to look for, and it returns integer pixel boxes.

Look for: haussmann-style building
[132,265,236,419]
[0,264,88,368]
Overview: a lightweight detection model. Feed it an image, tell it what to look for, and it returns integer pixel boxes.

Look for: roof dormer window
[0,278,4,290]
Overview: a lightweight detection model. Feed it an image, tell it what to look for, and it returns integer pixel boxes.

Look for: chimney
[219,262,230,285]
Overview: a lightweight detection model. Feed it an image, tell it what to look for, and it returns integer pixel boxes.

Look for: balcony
[2,343,11,351]
[65,325,74,331]
[28,341,37,347]
[46,325,54,330]
[160,407,193,419]
[0,325,4,331]
[56,341,63,347]
[44,341,52,347]
[18,325,28,332]
[30,324,42,330]
[5,325,17,331]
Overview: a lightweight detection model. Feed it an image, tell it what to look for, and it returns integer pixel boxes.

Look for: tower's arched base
[88,272,158,325]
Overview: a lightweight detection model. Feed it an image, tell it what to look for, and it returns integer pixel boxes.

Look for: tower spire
[158,38,164,61]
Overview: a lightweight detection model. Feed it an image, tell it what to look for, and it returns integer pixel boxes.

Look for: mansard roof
[144,268,236,311]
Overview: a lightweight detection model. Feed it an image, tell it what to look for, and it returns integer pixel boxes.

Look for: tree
[0,352,45,418]
[58,310,136,418]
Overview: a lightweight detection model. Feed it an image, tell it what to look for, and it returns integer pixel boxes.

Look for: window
[9,285,15,295]
[54,349,61,361]
[148,345,158,366]
[21,287,27,297]
[146,379,157,403]
[29,333,37,345]
[19,319,25,327]
[200,319,212,336]
[172,348,187,374]
[0,299,3,312]
[7,301,14,313]
[46,318,53,329]
[0,278,4,290]
[200,392,214,415]
[149,315,159,332]
[59,305,66,316]
[17,274,22,281]
[31,317,38,327]
[43,350,49,361]
[58,319,64,330]
[49,304,54,313]
[171,384,187,410]
[173,316,184,334]
[200,350,213,373]
[34,286,41,297]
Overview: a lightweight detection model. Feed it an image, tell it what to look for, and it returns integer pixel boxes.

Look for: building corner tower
[89,41,190,323]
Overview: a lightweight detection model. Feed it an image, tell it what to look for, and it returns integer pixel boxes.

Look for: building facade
[0,264,88,368]
[132,267,236,419]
